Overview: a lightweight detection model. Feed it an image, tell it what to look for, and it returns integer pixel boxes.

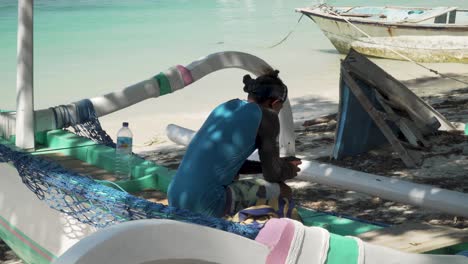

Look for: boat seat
[53,219,269,264]
[53,219,468,264]
[340,13,373,18]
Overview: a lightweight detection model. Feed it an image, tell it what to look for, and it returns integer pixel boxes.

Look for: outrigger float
[1,1,467,263]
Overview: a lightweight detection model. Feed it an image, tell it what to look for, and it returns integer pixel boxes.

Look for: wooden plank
[59,159,116,181]
[357,223,468,253]
[36,152,76,161]
[375,91,429,147]
[341,67,421,167]
[340,13,373,18]
[342,50,455,132]
[36,153,167,205]
[37,153,116,181]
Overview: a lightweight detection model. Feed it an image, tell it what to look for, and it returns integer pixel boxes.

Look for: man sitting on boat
[168,70,302,222]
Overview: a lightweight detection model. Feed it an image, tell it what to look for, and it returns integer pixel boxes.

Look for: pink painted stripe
[0,217,54,261]
[255,218,295,264]
[176,65,194,86]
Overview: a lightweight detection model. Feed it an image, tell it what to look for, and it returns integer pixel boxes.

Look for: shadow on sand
[290,95,338,122]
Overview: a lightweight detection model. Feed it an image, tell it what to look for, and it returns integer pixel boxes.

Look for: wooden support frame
[341,67,422,167]
[341,50,455,133]
[374,91,430,148]
[16,0,35,150]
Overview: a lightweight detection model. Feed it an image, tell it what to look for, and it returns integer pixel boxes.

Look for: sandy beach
[0,245,21,264]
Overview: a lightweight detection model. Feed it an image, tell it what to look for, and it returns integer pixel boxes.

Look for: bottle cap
[123,122,129,127]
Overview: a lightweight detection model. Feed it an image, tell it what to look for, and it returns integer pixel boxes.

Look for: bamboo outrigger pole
[167,124,468,218]
[16,0,35,150]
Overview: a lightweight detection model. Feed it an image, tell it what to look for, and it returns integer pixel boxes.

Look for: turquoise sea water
[0,0,465,118]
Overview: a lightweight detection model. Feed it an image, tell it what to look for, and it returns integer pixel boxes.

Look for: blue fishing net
[50,99,116,148]
[0,100,261,239]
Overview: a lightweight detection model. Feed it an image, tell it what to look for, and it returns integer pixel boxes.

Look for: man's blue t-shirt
[168,99,262,217]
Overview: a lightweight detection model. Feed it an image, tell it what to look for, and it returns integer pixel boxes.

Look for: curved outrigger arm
[0,51,296,156]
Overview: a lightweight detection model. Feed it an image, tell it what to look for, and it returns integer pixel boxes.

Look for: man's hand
[282,156,302,177]
[279,182,292,199]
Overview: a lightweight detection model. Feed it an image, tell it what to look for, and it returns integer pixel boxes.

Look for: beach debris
[333,50,454,168]
[357,222,468,253]
[302,113,337,127]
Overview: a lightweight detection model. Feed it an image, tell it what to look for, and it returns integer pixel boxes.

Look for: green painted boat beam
[298,207,383,236]
[23,129,383,236]
[33,130,468,253]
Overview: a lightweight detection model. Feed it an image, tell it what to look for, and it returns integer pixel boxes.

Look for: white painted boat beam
[166,124,196,146]
[166,125,468,218]
[90,51,275,118]
[278,99,296,157]
[296,160,468,218]
[1,52,275,135]
[15,0,35,150]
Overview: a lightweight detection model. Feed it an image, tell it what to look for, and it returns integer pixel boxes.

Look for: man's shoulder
[260,106,278,120]
[258,106,279,135]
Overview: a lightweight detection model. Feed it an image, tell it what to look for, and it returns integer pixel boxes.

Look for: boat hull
[303,10,468,62]
[55,218,468,264]
[351,36,468,63]
[0,128,381,263]
[0,162,97,264]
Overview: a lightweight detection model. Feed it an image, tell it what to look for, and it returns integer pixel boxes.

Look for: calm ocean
[0,0,465,135]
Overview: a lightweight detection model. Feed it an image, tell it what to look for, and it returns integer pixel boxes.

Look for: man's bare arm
[256,107,296,182]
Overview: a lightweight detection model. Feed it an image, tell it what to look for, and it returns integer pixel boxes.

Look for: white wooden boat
[2,50,468,263]
[0,51,287,264]
[296,5,468,62]
[55,219,468,264]
[351,36,468,63]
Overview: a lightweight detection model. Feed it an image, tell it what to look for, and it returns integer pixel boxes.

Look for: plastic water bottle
[115,122,133,180]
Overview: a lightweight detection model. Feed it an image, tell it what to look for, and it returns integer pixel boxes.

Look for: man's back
[168,99,262,216]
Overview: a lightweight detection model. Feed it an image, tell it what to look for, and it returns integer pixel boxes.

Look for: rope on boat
[95,180,128,193]
[50,99,116,148]
[322,6,468,86]
[267,14,305,49]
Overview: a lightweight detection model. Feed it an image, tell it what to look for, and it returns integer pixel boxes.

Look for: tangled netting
[50,99,116,148]
[1,99,261,239]
[0,143,260,239]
